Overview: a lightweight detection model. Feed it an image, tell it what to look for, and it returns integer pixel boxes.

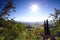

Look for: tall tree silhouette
[44,19,50,35]
[43,19,50,40]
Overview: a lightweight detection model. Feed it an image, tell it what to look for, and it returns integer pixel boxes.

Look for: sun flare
[30,4,39,12]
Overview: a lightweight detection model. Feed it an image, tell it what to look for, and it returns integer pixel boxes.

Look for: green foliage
[49,8,60,40]
[0,0,27,40]
[0,18,26,40]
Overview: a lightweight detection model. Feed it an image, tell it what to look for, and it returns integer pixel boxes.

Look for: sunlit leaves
[0,18,26,40]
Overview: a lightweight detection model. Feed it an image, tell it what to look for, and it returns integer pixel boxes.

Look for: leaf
[50,14,53,16]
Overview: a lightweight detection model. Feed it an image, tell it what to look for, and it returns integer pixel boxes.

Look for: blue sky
[1,0,60,22]
[13,0,60,22]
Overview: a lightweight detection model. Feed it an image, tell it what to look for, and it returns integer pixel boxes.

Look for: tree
[49,8,60,39]
[0,0,15,19]
[0,0,26,40]
[49,8,60,21]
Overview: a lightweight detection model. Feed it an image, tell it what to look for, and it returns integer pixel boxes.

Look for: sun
[30,4,39,12]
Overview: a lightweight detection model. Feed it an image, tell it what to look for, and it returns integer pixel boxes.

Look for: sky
[0,0,60,22]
